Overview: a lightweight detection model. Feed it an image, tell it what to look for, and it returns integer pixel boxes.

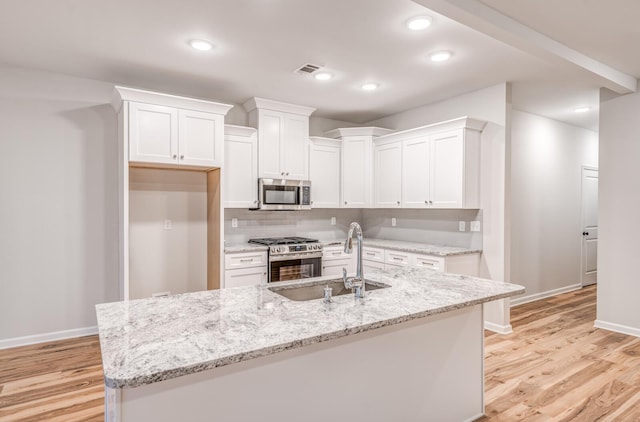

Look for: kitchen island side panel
[114,305,483,422]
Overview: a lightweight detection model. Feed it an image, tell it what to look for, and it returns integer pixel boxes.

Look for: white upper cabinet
[178,109,224,167]
[224,125,258,208]
[243,98,315,180]
[325,127,394,208]
[430,129,465,207]
[374,140,402,208]
[375,117,484,209]
[309,137,341,208]
[402,135,430,208]
[113,86,233,170]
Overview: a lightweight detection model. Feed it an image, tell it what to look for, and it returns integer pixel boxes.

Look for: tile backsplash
[225,208,482,249]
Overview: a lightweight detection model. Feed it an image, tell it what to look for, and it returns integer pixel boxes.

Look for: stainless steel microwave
[258,178,311,210]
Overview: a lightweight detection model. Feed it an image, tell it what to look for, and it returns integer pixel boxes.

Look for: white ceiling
[0,0,634,130]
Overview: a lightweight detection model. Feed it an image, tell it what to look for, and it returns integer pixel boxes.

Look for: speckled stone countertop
[96,267,522,389]
[225,239,480,256]
[321,238,481,256]
[223,243,268,253]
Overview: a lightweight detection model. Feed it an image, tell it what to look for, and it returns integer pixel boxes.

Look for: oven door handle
[269,253,323,262]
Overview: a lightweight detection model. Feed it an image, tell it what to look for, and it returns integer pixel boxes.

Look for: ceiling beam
[413,0,637,94]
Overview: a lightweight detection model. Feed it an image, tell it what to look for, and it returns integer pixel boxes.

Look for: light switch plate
[459,221,466,231]
[331,217,336,225]
[164,219,172,230]
[470,221,481,232]
[391,217,397,227]
[231,218,238,228]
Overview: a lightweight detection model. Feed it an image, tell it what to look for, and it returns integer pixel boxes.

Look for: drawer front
[363,247,384,262]
[323,246,350,260]
[225,251,268,269]
[224,266,267,288]
[412,254,445,272]
[385,250,411,266]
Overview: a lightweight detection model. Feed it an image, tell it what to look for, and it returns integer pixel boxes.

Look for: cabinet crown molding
[224,124,257,137]
[111,86,234,115]
[324,126,394,139]
[242,97,316,116]
[375,117,486,143]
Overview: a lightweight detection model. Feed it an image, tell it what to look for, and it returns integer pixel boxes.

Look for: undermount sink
[268,279,390,301]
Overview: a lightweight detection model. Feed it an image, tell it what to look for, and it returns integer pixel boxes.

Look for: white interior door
[581,166,598,286]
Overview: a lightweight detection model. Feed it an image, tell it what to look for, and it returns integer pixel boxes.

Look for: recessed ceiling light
[361,82,380,91]
[189,39,213,51]
[430,51,452,62]
[314,72,333,81]
[574,106,591,113]
[406,16,433,31]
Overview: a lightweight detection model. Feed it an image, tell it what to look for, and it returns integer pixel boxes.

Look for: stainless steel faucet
[342,222,365,298]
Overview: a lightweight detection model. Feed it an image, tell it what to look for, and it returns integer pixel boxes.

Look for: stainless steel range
[248,237,323,282]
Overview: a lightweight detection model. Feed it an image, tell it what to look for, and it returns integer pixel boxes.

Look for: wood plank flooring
[1,285,638,421]
[479,285,640,421]
[0,336,104,421]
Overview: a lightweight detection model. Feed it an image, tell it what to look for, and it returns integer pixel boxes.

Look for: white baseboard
[594,320,640,338]
[0,326,98,350]
[510,283,582,307]
[484,321,512,335]
[464,413,485,422]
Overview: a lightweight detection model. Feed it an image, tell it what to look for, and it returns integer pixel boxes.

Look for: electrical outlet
[231,218,238,228]
[459,221,466,232]
[470,221,481,232]
[331,217,336,225]
[164,219,172,230]
[391,217,397,227]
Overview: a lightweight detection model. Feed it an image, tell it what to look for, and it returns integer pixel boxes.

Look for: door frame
[580,165,598,286]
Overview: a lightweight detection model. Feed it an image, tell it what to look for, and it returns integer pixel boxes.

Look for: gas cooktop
[248,237,319,246]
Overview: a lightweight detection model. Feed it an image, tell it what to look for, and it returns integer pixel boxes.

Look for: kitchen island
[96,267,523,422]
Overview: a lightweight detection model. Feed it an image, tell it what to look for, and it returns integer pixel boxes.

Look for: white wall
[367,83,512,332]
[596,90,640,337]
[129,169,207,299]
[0,65,119,345]
[509,111,598,305]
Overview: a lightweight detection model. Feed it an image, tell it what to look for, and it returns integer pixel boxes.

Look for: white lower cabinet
[224,251,267,288]
[322,246,356,276]
[362,245,479,277]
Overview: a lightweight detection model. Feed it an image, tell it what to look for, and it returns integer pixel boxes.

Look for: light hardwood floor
[1,285,639,421]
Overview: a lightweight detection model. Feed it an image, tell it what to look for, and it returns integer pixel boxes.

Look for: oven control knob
[279,246,286,253]
[270,247,276,253]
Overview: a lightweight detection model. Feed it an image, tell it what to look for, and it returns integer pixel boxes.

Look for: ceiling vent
[294,63,321,76]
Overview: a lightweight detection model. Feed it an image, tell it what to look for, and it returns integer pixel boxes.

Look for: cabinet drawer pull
[393,257,403,261]
[240,258,253,263]
[332,252,341,255]
[366,252,375,256]
[420,261,434,266]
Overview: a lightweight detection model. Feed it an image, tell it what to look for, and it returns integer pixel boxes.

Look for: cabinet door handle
[172,154,177,160]
[180,155,184,160]
[397,201,400,205]
[344,201,348,205]
[240,258,253,263]
[429,200,433,204]
[286,172,289,176]
[281,172,285,176]
[425,200,428,205]
[393,257,403,261]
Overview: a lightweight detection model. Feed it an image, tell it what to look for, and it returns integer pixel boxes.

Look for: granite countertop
[225,239,481,256]
[223,243,268,253]
[362,239,481,256]
[96,268,523,389]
